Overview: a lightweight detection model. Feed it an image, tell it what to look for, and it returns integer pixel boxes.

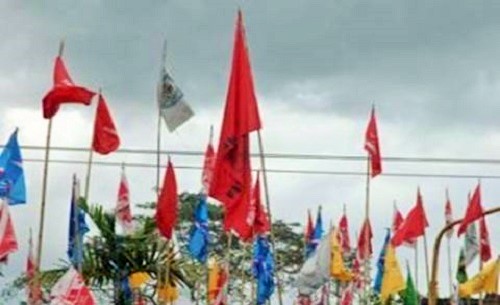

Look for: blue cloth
[121,276,133,301]
[253,235,275,305]
[374,228,391,294]
[306,208,323,257]
[67,176,89,267]
[0,129,26,205]
[188,194,209,263]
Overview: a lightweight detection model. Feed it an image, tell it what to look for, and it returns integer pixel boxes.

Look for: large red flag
[357,219,373,260]
[201,137,216,192]
[338,212,351,253]
[479,217,491,262]
[43,56,96,119]
[391,189,429,247]
[156,160,178,239]
[209,11,262,235]
[0,200,18,262]
[457,184,483,237]
[364,107,382,177]
[92,94,120,155]
[116,166,133,233]
[445,191,454,238]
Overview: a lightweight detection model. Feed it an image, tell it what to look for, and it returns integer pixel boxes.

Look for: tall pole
[478,258,483,305]
[36,40,64,270]
[363,156,371,305]
[415,241,419,295]
[446,237,453,297]
[84,88,99,204]
[423,231,431,294]
[257,130,284,305]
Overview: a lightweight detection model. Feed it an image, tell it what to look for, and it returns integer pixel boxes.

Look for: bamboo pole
[83,88,100,204]
[257,130,284,305]
[446,237,453,297]
[363,156,371,305]
[415,240,419,295]
[428,206,500,305]
[36,40,65,270]
[423,232,430,295]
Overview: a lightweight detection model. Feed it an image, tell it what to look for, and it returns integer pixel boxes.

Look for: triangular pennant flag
[459,258,500,297]
[479,217,492,262]
[457,184,483,236]
[92,94,120,155]
[201,133,216,192]
[330,228,353,282]
[392,189,428,247]
[364,107,382,177]
[155,159,178,239]
[380,245,406,302]
[116,166,133,233]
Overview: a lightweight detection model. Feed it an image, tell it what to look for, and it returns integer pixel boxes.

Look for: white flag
[50,268,96,305]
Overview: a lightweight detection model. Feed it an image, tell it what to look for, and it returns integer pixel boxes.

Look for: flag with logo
[116,166,133,233]
[364,107,382,177]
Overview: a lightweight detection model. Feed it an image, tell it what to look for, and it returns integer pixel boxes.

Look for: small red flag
[445,191,454,238]
[392,206,404,233]
[479,216,491,262]
[92,94,120,155]
[202,138,216,192]
[247,174,270,240]
[155,160,178,239]
[116,167,133,233]
[457,184,483,237]
[357,219,373,260]
[209,11,262,234]
[391,189,429,247]
[338,212,351,253]
[305,209,314,242]
[364,107,382,177]
[42,56,96,119]
[0,201,18,262]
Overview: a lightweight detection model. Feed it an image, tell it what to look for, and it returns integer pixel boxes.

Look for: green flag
[456,248,468,284]
[402,265,418,305]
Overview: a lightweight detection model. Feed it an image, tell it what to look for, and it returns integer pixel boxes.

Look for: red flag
[340,284,354,305]
[202,138,216,192]
[247,174,270,240]
[479,217,491,262]
[338,212,351,253]
[92,94,120,155]
[116,166,133,233]
[155,160,178,239]
[392,206,404,233]
[26,231,42,305]
[457,184,483,237]
[0,201,18,262]
[352,255,363,291]
[50,268,96,305]
[42,56,96,119]
[209,11,262,235]
[391,189,429,247]
[357,219,373,260]
[305,210,314,242]
[445,190,454,238]
[364,107,382,177]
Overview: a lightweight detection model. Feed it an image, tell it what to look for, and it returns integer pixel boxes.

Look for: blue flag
[374,228,391,294]
[0,129,26,205]
[253,235,275,305]
[309,207,324,255]
[67,176,89,267]
[188,194,209,263]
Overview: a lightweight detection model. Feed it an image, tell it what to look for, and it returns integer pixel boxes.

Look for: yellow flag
[459,258,500,297]
[129,272,150,289]
[208,259,220,302]
[330,229,353,282]
[380,245,406,302]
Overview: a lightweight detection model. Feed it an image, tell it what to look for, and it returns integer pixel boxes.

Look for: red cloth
[201,141,215,192]
[364,107,382,177]
[457,184,483,236]
[116,168,133,232]
[42,56,95,119]
[240,174,270,241]
[338,213,351,253]
[92,94,120,155]
[155,160,178,239]
[479,216,492,262]
[0,202,18,261]
[209,11,262,237]
[392,207,404,233]
[305,210,314,242]
[445,194,453,238]
[392,190,428,247]
[357,219,373,260]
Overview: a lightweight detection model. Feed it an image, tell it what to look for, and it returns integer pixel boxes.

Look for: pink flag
[50,268,96,305]
[116,166,133,233]
[0,200,18,262]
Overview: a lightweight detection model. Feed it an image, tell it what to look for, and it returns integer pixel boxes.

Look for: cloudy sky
[1,0,500,303]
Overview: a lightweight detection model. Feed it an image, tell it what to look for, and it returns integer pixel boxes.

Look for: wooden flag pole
[446,236,453,297]
[478,258,483,305]
[423,231,431,293]
[83,88,100,205]
[415,241,419,295]
[36,40,65,271]
[257,130,284,305]
[363,156,371,305]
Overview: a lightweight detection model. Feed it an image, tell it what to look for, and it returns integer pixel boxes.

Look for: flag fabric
[457,184,483,237]
[391,206,404,233]
[401,265,418,305]
[297,230,332,296]
[305,210,315,258]
[0,128,26,205]
[188,194,209,263]
[456,248,468,284]
[479,217,492,262]
[340,284,353,305]
[458,258,500,297]
[445,192,454,238]
[380,245,406,303]
[26,231,42,305]
[311,207,323,251]
[241,173,270,241]
[338,212,351,253]
[391,190,428,247]
[374,229,391,294]
[67,176,89,267]
[208,260,228,305]
[158,283,179,303]
[0,199,18,261]
[208,11,262,237]
[253,235,275,305]
[202,137,216,192]
[364,107,382,177]
[50,268,96,305]
[42,55,96,119]
[156,159,178,240]
[464,222,479,266]
[330,228,353,282]
[352,254,363,291]
[157,57,194,133]
[92,94,120,155]
[316,285,329,305]
[116,166,133,234]
[357,219,373,260]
